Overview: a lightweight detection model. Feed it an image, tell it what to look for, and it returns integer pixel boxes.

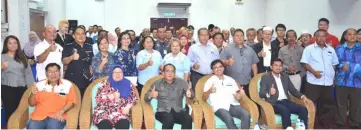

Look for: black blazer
[252,42,279,73]
[259,72,303,104]
[55,33,74,47]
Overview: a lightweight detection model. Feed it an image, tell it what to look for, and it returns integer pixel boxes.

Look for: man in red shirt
[311,18,340,48]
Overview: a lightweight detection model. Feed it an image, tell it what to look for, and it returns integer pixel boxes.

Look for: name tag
[163,50,167,55]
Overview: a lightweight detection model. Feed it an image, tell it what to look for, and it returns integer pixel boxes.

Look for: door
[150,18,188,30]
[30,12,45,40]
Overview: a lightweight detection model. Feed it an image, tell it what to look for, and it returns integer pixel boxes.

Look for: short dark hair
[232,29,245,36]
[357,28,361,34]
[187,25,194,30]
[139,36,156,50]
[93,25,98,27]
[98,30,107,36]
[318,18,330,25]
[97,37,108,51]
[210,59,224,69]
[163,63,176,72]
[208,24,215,30]
[45,63,61,71]
[212,32,224,40]
[115,27,120,32]
[275,24,286,31]
[73,26,86,34]
[79,25,86,30]
[314,29,328,37]
[257,28,263,34]
[271,58,283,66]
[286,30,297,39]
[246,28,256,33]
[197,28,208,36]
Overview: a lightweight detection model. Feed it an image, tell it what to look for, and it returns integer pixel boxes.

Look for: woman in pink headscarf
[108,32,118,53]
[23,31,41,80]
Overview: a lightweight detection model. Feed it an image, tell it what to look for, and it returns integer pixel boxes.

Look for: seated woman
[92,65,137,129]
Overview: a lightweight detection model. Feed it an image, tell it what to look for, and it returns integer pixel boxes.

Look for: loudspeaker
[68,20,78,31]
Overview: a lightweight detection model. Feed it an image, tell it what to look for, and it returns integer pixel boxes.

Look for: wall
[64,0,266,35]
[265,0,361,37]
[7,0,30,47]
[44,0,65,27]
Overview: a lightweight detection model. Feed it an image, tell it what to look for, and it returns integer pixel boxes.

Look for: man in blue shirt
[300,29,339,128]
[155,28,169,58]
[188,28,220,89]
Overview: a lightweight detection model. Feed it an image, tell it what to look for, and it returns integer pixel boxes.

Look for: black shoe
[350,125,361,129]
[331,123,344,129]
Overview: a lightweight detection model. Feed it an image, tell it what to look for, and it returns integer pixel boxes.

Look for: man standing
[253,27,279,73]
[155,28,169,58]
[278,30,304,91]
[245,28,257,47]
[34,25,64,81]
[300,31,312,47]
[86,26,93,37]
[222,29,231,43]
[62,26,94,98]
[256,28,263,43]
[260,58,311,129]
[311,18,340,48]
[115,27,121,38]
[203,60,250,129]
[271,24,288,50]
[301,29,339,128]
[220,29,258,96]
[145,64,194,129]
[165,29,173,41]
[188,28,220,89]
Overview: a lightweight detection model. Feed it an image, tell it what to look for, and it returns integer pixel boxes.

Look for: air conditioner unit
[157,0,192,8]
[235,0,244,4]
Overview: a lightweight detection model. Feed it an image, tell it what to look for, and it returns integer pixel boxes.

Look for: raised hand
[193,61,200,70]
[72,49,80,60]
[186,83,192,98]
[32,86,39,95]
[101,55,108,64]
[150,86,158,99]
[1,61,8,70]
[47,43,57,52]
[313,71,322,79]
[270,84,276,96]
[342,64,349,71]
[148,58,153,66]
[228,56,235,66]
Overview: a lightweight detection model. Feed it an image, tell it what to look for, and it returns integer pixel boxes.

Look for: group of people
[1,17,361,129]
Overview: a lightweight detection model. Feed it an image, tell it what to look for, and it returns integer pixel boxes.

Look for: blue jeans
[27,117,66,129]
[273,99,308,129]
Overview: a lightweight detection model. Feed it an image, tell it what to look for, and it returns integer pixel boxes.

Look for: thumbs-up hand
[186,84,192,98]
[150,86,158,99]
[193,61,200,70]
[148,58,153,66]
[258,49,266,57]
[228,56,235,66]
[270,84,276,96]
[1,61,8,70]
[101,55,108,64]
[72,49,79,60]
[47,43,57,52]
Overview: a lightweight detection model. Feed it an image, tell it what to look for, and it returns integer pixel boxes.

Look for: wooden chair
[140,75,203,129]
[249,73,316,129]
[8,81,81,129]
[79,76,143,129]
[195,75,259,129]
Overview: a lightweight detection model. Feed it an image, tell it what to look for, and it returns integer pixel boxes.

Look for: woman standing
[23,31,41,79]
[1,35,34,123]
[162,39,191,81]
[334,28,361,129]
[136,36,162,95]
[92,65,137,129]
[179,35,191,55]
[114,32,137,76]
[92,37,114,80]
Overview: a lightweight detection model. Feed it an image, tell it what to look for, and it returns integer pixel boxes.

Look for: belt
[286,71,301,75]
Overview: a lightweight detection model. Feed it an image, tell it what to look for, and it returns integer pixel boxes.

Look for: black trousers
[1,85,27,123]
[273,100,308,129]
[304,82,335,121]
[240,84,250,97]
[95,119,130,129]
[155,109,192,129]
[335,86,361,127]
[190,70,205,90]
[136,81,144,97]
[65,75,90,99]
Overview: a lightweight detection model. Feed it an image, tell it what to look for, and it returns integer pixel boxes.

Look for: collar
[342,42,360,48]
[313,43,329,49]
[271,72,281,79]
[46,79,62,86]
[161,78,177,85]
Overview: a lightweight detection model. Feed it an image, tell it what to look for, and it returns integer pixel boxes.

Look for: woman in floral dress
[92,65,137,129]
[113,32,137,76]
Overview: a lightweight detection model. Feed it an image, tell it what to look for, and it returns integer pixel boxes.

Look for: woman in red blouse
[92,65,137,129]
[179,35,191,55]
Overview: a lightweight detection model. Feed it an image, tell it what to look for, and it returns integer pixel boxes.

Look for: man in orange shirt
[26,63,76,129]
[311,18,340,48]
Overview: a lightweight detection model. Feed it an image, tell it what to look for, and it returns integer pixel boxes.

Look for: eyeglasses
[47,71,60,74]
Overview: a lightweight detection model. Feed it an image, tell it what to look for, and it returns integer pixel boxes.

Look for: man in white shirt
[34,25,63,81]
[203,59,250,129]
[259,58,312,129]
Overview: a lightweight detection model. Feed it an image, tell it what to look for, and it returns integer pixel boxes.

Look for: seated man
[144,64,194,129]
[27,63,76,129]
[260,58,311,129]
[203,59,251,129]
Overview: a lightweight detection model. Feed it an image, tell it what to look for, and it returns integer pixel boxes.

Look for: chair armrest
[66,103,80,129]
[8,106,29,129]
[199,102,215,129]
[239,95,259,128]
[79,96,92,129]
[131,101,143,129]
[142,101,155,129]
[187,100,203,129]
[290,96,316,129]
[254,99,276,128]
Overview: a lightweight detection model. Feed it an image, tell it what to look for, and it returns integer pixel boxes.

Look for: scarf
[24,31,41,57]
[108,65,132,98]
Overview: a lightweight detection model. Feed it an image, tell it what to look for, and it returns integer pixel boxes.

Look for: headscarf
[24,31,41,57]
[108,65,131,98]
